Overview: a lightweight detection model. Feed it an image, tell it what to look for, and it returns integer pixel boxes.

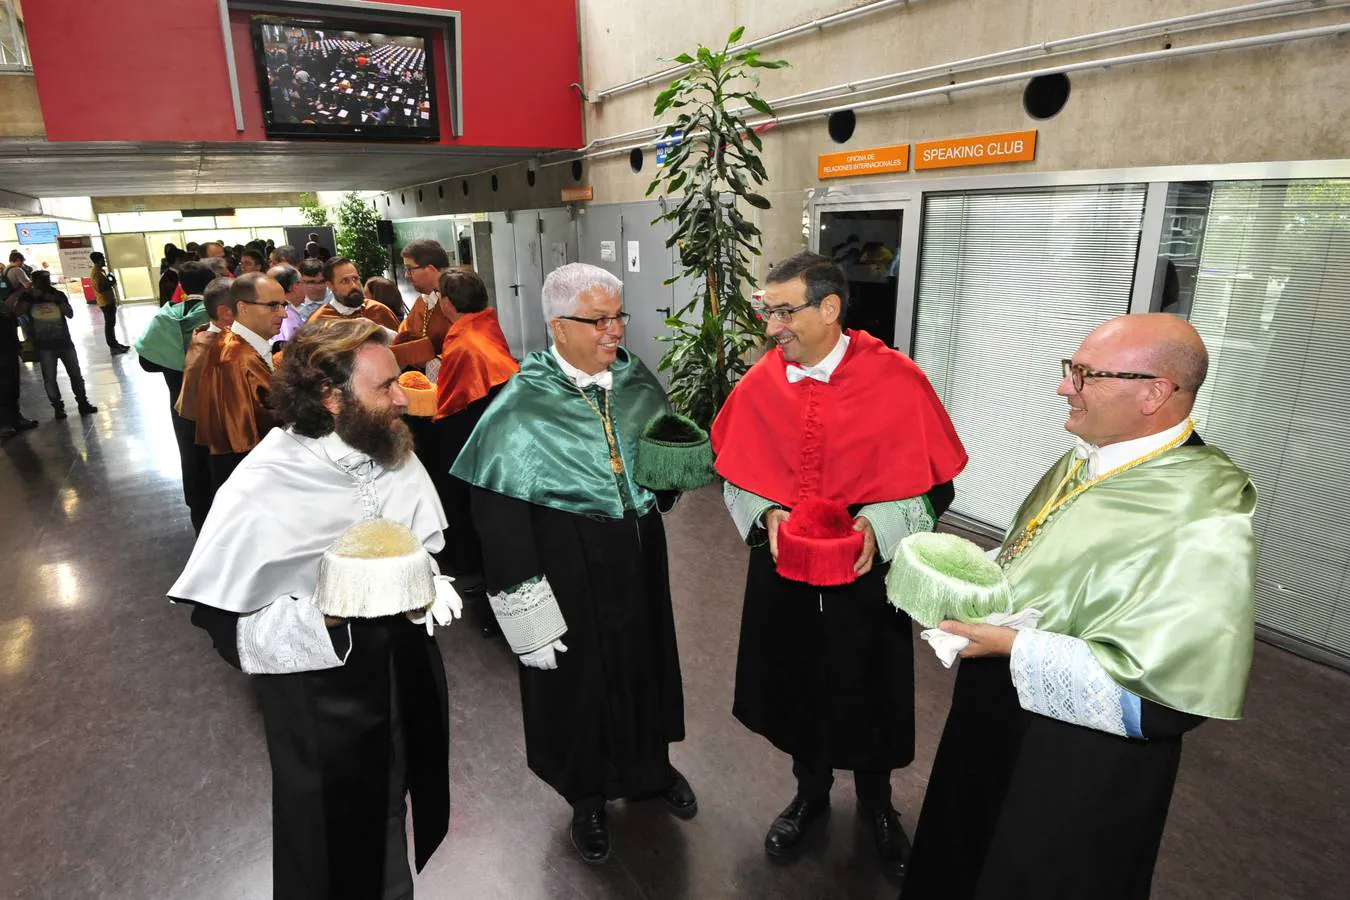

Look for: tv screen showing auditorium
[252,16,439,141]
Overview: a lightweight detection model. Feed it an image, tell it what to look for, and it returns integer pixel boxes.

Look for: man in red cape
[711,251,967,875]
[432,268,519,637]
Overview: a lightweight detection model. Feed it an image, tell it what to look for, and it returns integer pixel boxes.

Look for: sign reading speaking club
[914,129,1038,171]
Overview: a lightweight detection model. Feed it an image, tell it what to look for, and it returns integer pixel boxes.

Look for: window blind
[1188,179,1350,660]
[913,184,1146,531]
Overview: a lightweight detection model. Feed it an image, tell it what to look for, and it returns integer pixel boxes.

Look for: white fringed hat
[312,519,436,618]
[885,532,1011,628]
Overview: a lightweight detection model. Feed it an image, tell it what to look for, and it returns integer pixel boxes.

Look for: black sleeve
[653,490,681,513]
[927,480,956,519]
[186,603,242,670]
[138,356,169,375]
[1139,698,1207,740]
[469,486,541,594]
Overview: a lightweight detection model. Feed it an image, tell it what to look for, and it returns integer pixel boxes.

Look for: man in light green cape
[902,314,1257,900]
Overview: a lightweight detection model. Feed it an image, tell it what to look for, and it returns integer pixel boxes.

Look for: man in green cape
[902,314,1257,900]
[452,263,694,866]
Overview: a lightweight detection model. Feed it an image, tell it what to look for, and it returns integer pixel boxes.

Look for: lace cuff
[237,595,351,675]
[723,481,777,543]
[1011,629,1138,737]
[489,576,568,655]
[858,496,935,562]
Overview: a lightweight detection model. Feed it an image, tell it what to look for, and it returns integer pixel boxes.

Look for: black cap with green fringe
[634,412,717,492]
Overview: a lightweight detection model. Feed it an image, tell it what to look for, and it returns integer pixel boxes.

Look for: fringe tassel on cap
[886,532,1011,628]
[776,498,865,587]
[634,412,717,492]
[312,519,437,618]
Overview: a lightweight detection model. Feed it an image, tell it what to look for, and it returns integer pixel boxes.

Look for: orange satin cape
[194,330,277,454]
[307,299,399,331]
[433,309,519,420]
[394,295,453,353]
[175,325,219,422]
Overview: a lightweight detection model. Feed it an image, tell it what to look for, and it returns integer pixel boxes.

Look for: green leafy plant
[646,27,787,430]
[298,192,330,227]
[334,192,387,279]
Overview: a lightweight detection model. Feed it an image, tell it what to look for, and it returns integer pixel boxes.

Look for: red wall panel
[25,0,581,149]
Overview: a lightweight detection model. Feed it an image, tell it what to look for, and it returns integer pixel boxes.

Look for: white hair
[541,263,623,321]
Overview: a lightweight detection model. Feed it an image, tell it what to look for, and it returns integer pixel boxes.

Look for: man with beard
[452,263,693,865]
[309,257,399,330]
[194,272,287,491]
[171,318,454,900]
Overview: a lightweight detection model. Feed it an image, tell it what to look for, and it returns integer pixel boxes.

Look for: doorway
[819,208,903,347]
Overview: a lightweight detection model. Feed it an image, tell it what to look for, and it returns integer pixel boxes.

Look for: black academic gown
[734,483,954,775]
[901,437,1209,900]
[470,487,685,804]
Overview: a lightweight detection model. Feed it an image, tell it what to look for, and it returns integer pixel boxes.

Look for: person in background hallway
[309,257,399,330]
[270,264,308,347]
[296,258,330,322]
[194,272,286,492]
[901,314,1257,900]
[133,261,216,530]
[393,239,451,369]
[170,319,453,899]
[711,252,966,875]
[270,244,303,268]
[365,276,406,322]
[428,268,518,638]
[89,252,130,355]
[0,285,37,438]
[452,263,694,865]
[158,245,184,306]
[238,248,266,275]
[177,278,233,530]
[12,270,98,420]
[5,250,33,296]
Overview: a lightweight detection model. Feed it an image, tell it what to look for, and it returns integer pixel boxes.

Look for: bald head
[1060,314,1209,446]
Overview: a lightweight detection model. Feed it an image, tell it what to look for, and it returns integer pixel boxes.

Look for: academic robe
[391,295,453,369]
[901,432,1257,900]
[712,330,967,772]
[308,298,399,331]
[453,348,684,803]
[194,330,276,491]
[176,326,220,529]
[169,428,451,900]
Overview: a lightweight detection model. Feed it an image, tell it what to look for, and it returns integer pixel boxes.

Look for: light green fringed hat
[633,412,717,492]
[885,532,1011,628]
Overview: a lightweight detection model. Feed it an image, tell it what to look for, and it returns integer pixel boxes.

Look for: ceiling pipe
[590,0,915,102]
[576,0,1341,156]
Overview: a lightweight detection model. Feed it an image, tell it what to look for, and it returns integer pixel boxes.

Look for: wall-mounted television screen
[252,16,439,141]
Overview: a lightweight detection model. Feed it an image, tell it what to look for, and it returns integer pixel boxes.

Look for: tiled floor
[2,304,1347,899]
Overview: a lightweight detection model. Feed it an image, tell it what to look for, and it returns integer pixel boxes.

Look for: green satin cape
[450,347,668,518]
[1001,444,1257,719]
[133,297,208,371]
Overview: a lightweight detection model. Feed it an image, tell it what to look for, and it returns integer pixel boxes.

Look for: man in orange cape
[309,257,399,330]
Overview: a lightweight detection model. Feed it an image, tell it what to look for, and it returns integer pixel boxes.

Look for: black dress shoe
[764,795,829,859]
[570,808,610,865]
[53,406,67,420]
[0,427,16,439]
[663,769,698,819]
[15,418,37,430]
[861,804,911,873]
[77,403,99,416]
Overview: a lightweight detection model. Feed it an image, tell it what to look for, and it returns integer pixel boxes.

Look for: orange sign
[561,186,594,202]
[914,130,1037,171]
[817,144,910,180]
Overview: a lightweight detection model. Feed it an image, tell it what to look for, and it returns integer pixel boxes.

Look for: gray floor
[2,305,1347,899]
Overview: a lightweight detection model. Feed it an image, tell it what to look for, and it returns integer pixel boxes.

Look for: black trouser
[793,755,893,810]
[101,303,120,348]
[38,347,89,408]
[0,351,20,427]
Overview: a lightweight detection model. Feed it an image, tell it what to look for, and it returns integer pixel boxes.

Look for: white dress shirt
[230,321,275,371]
[1074,418,1192,480]
[551,344,612,390]
[785,333,850,384]
[330,296,361,316]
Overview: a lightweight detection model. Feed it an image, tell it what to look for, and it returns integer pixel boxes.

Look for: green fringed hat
[885,532,1011,628]
[633,412,716,492]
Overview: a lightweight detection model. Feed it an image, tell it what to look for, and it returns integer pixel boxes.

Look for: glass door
[819,208,903,347]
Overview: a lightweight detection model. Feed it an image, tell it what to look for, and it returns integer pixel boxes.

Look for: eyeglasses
[1061,359,1162,392]
[559,312,631,331]
[756,300,819,324]
[240,299,290,311]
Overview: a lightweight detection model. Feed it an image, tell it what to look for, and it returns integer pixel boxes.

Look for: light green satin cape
[1002,444,1257,719]
[450,347,668,518]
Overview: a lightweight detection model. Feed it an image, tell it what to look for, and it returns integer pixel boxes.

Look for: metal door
[511,210,548,356]
[486,212,523,356]
[618,200,678,380]
[471,220,496,308]
[578,204,623,281]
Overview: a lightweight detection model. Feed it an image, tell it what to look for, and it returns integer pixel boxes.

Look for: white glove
[409,575,464,635]
[520,640,568,670]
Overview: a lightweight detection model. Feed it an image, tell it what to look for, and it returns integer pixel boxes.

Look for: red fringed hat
[776,498,864,587]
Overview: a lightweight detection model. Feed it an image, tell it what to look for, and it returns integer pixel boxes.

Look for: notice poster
[57,235,94,280]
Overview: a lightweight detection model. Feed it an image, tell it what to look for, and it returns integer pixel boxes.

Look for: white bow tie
[1073,440,1099,478]
[573,370,613,391]
[786,365,830,385]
